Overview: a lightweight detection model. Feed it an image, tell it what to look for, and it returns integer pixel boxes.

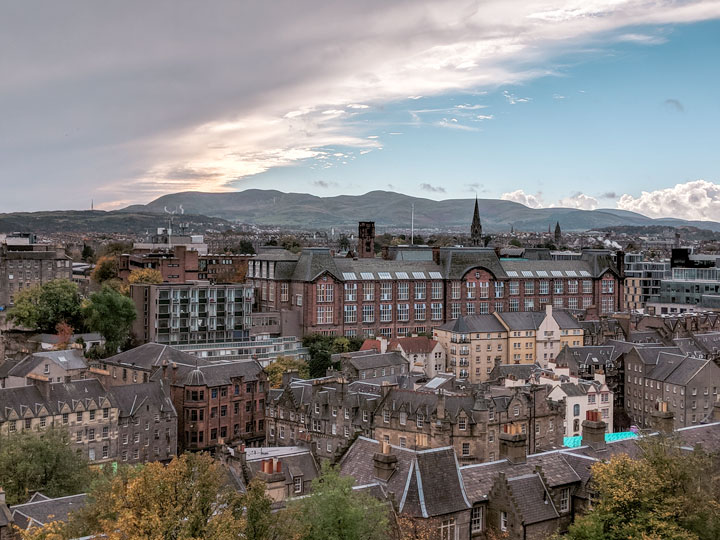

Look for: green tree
[81,243,95,262]
[563,437,720,540]
[244,478,274,540]
[265,356,311,388]
[83,285,137,352]
[289,463,390,540]
[0,429,94,505]
[307,346,332,378]
[7,279,83,332]
[236,239,255,254]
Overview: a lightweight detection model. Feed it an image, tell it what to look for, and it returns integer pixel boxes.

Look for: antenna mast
[411,203,414,245]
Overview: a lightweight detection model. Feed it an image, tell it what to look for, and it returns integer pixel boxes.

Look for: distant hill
[0,211,232,234]
[121,189,720,233]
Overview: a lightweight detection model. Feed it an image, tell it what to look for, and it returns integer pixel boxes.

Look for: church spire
[470,195,482,246]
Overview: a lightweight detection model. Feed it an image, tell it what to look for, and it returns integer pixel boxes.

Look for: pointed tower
[554,221,562,245]
[470,196,482,246]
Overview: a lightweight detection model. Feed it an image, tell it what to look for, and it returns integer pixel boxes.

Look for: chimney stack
[650,402,675,434]
[358,222,375,259]
[432,246,441,265]
[28,373,51,401]
[436,390,445,420]
[380,380,397,398]
[581,410,607,451]
[282,370,299,388]
[499,424,527,465]
[381,246,389,260]
[373,441,398,482]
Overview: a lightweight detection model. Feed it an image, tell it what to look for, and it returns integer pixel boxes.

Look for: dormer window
[293,476,303,494]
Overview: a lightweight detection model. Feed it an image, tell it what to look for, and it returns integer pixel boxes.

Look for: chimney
[238,443,247,469]
[373,441,397,482]
[28,373,51,401]
[0,487,5,504]
[282,370,299,388]
[380,380,397,398]
[581,410,607,451]
[358,222,375,259]
[650,402,675,434]
[378,336,388,354]
[545,304,553,318]
[432,246,440,265]
[171,362,178,384]
[381,246,389,260]
[161,359,168,379]
[436,390,445,420]
[713,397,720,423]
[499,424,527,465]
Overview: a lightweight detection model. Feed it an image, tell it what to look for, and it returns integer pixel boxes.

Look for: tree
[83,285,137,353]
[244,478,274,540]
[265,356,310,388]
[91,255,118,284]
[289,463,390,540]
[81,243,95,262]
[236,239,255,254]
[54,321,74,350]
[509,238,523,248]
[7,279,83,332]
[0,429,94,505]
[563,437,720,540]
[127,268,163,285]
[81,453,245,540]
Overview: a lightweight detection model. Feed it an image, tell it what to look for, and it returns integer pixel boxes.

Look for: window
[459,417,467,430]
[500,511,508,532]
[281,283,289,302]
[471,505,484,533]
[539,281,549,295]
[573,404,580,416]
[582,280,592,294]
[416,414,424,428]
[344,305,357,324]
[431,282,442,300]
[317,305,333,324]
[439,518,456,540]
[363,283,375,301]
[431,303,443,320]
[466,281,476,299]
[317,282,334,302]
[398,282,410,300]
[293,477,303,494]
[462,442,470,456]
[380,304,392,322]
[560,487,570,512]
[344,283,357,302]
[451,282,461,300]
[362,304,374,323]
[513,405,520,416]
[414,303,426,321]
[554,280,564,294]
[380,282,392,300]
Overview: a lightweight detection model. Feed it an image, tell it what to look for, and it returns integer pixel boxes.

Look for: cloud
[663,98,685,112]
[476,114,494,120]
[313,180,339,189]
[554,193,599,210]
[465,182,481,191]
[3,0,720,209]
[599,192,618,199]
[501,190,544,209]
[420,183,446,194]
[617,32,668,45]
[617,179,720,220]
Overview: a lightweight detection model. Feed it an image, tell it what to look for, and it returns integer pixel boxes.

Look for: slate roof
[7,350,87,378]
[436,314,506,334]
[110,381,175,418]
[28,333,103,345]
[0,379,115,422]
[554,346,619,373]
[506,473,559,524]
[10,494,87,529]
[152,359,264,387]
[647,353,711,385]
[339,437,470,518]
[339,351,409,371]
[496,312,546,331]
[239,446,319,493]
[552,310,582,330]
[102,343,201,371]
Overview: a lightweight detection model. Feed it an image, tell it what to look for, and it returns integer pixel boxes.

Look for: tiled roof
[388,336,438,354]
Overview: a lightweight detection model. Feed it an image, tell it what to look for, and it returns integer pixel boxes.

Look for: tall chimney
[358,222,375,259]
[373,441,397,482]
[581,410,607,451]
[650,402,675,434]
[436,390,445,420]
[432,247,440,265]
[499,424,527,465]
[28,373,51,401]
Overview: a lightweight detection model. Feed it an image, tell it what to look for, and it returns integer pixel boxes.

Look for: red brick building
[249,245,623,339]
[152,359,268,451]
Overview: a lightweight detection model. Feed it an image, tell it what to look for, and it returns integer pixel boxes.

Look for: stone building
[110,381,178,464]
[0,349,88,388]
[334,349,410,381]
[0,377,118,463]
[266,375,381,461]
[388,336,446,377]
[372,385,564,464]
[0,235,72,307]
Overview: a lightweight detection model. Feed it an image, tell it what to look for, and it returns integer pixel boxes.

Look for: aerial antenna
[411,203,415,245]
[164,206,179,248]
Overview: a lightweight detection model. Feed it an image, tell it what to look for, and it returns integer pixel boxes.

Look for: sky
[1,1,720,219]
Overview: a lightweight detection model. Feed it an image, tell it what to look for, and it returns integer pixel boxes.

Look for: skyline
[1,1,720,219]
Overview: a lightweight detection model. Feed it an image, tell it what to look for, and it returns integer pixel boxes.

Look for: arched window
[573,404,580,417]
[573,419,580,433]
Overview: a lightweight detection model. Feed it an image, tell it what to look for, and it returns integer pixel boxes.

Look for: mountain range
[121,189,720,233]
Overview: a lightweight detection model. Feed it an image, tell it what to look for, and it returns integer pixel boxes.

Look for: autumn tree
[243,478,274,540]
[289,463,391,540]
[83,285,137,353]
[54,321,74,350]
[7,279,83,332]
[563,437,720,540]
[91,255,118,284]
[0,429,94,505]
[127,268,163,285]
[265,356,310,388]
[94,453,244,540]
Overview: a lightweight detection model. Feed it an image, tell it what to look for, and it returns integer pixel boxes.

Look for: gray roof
[28,333,103,345]
[436,314,506,334]
[551,310,582,330]
[647,353,712,385]
[339,437,470,518]
[152,359,265,387]
[109,381,175,418]
[10,494,86,529]
[102,343,201,372]
[7,350,87,378]
[339,351,409,371]
[496,312,546,331]
[506,473,559,524]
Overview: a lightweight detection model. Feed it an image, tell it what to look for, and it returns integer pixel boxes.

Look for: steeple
[470,196,482,246]
[554,221,562,245]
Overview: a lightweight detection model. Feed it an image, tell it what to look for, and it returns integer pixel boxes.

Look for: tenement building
[0,233,72,307]
[248,233,622,339]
